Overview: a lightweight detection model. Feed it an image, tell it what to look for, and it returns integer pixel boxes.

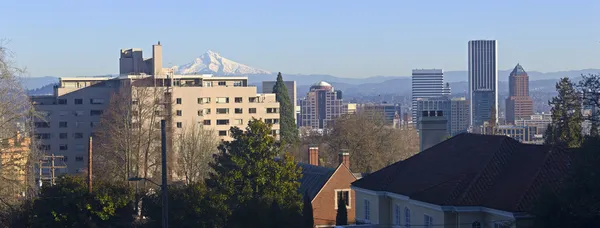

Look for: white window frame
[424,214,432,228]
[364,199,371,221]
[394,204,401,226]
[404,207,411,228]
[334,189,352,209]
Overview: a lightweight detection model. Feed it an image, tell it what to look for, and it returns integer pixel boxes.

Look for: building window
[59,144,68,150]
[405,207,411,228]
[494,222,510,228]
[198,97,211,104]
[334,189,351,209]
[90,110,103,116]
[218,81,226,86]
[176,98,182,104]
[203,108,211,115]
[74,111,85,116]
[216,108,229,114]
[249,97,257,103]
[74,99,83,104]
[38,145,51,151]
[266,108,279,113]
[472,221,482,228]
[217,119,229,125]
[235,108,243,114]
[271,129,279,136]
[203,120,211,125]
[424,214,432,228]
[35,122,50,128]
[233,81,242,87]
[176,122,182,128]
[235,97,243,103]
[76,156,84,162]
[204,81,213,87]
[59,122,68,128]
[74,133,84,139]
[58,99,67,105]
[218,130,227,136]
[34,133,52,139]
[394,204,401,225]
[234,119,243,125]
[249,108,257,114]
[265,119,279,124]
[364,199,371,221]
[176,110,182,116]
[216,97,229,103]
[90,98,104,104]
[59,111,69,116]
[59,133,68,139]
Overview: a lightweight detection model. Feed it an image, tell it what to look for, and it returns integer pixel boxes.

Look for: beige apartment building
[30,42,280,174]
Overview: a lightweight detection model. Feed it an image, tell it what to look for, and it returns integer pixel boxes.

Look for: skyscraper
[412,69,444,127]
[299,81,345,130]
[505,64,533,124]
[468,40,498,127]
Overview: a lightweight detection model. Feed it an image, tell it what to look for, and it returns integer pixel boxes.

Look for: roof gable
[352,133,570,212]
[298,163,336,200]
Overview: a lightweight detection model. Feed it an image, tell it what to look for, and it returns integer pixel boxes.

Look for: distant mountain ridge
[23,50,600,97]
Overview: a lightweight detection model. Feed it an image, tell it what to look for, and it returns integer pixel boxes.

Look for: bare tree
[297,111,419,173]
[174,122,219,184]
[94,82,169,185]
[0,42,42,214]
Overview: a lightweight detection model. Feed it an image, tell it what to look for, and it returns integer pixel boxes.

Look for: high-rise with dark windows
[468,40,498,128]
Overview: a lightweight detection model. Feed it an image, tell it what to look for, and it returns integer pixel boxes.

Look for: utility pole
[161,119,169,228]
[88,136,93,193]
[39,154,67,186]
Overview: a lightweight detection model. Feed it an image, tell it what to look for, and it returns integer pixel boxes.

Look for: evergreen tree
[206,118,303,227]
[272,72,300,146]
[532,137,600,227]
[302,191,314,228]
[544,77,583,148]
[578,74,600,137]
[335,198,348,225]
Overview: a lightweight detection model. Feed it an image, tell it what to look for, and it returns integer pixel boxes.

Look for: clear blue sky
[2,0,599,78]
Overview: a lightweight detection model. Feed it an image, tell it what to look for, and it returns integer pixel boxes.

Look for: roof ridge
[453,136,516,204]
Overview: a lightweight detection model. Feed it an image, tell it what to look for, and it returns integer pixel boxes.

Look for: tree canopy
[544,77,583,148]
[272,72,300,146]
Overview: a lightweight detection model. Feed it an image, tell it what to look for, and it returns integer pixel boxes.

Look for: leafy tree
[335,198,348,226]
[272,72,300,146]
[30,175,134,227]
[206,118,303,227]
[302,191,314,228]
[544,77,583,148]
[532,137,600,227]
[143,182,225,228]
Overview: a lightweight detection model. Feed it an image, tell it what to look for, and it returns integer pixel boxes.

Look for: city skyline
[1,0,599,78]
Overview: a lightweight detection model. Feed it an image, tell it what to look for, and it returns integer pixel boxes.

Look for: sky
[2,0,599,78]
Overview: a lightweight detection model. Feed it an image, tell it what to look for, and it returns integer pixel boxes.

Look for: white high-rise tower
[468,40,498,128]
[412,69,444,127]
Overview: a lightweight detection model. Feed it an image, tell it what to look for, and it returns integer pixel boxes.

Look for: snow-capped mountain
[174,50,272,75]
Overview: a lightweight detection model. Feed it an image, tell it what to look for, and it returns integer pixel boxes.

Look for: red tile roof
[352,133,571,212]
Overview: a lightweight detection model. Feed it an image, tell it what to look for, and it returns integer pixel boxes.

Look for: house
[299,147,358,227]
[351,133,571,228]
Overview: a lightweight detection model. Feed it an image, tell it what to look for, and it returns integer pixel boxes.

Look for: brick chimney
[339,150,350,169]
[308,146,319,166]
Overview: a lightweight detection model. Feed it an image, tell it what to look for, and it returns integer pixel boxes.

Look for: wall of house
[312,165,357,226]
[354,190,381,225]
[390,196,445,227]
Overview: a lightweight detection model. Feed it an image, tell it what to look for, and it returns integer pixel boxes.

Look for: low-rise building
[351,133,570,228]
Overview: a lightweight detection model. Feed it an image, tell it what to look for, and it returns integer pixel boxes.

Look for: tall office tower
[299,81,344,130]
[505,64,533,124]
[468,40,498,127]
[450,97,470,136]
[31,42,281,175]
[412,69,444,128]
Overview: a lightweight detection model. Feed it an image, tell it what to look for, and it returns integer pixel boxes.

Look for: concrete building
[299,81,345,130]
[468,40,498,128]
[30,42,280,174]
[418,110,448,152]
[416,97,469,136]
[352,134,571,228]
[505,64,534,124]
[411,69,445,128]
[481,124,543,144]
[0,132,30,199]
[356,102,401,125]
